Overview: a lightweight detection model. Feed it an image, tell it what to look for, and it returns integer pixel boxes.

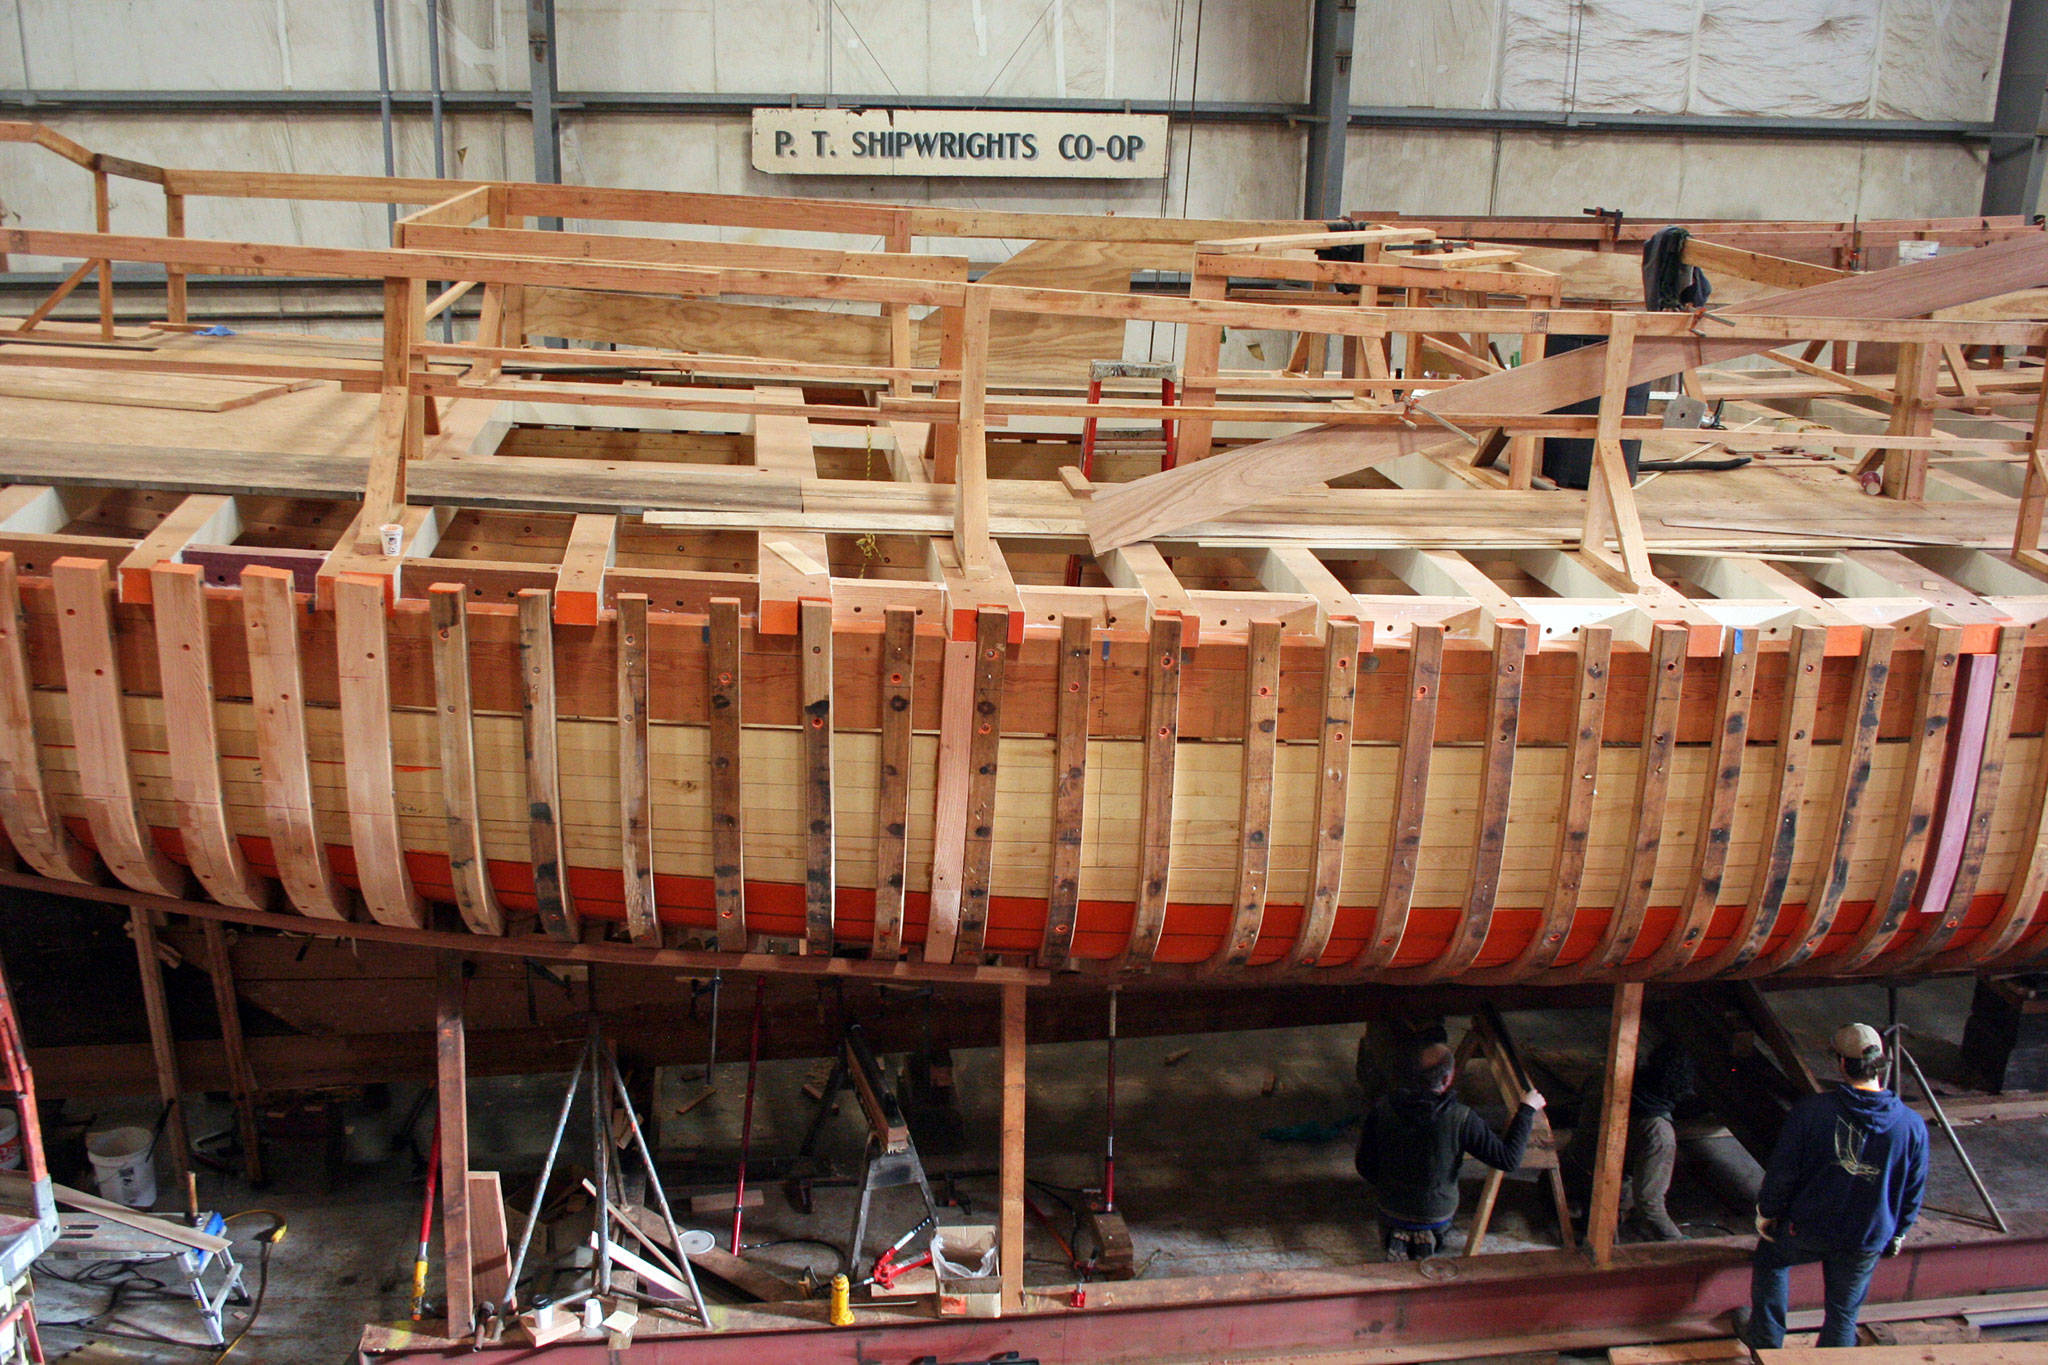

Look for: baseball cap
[1832,1023,1884,1060]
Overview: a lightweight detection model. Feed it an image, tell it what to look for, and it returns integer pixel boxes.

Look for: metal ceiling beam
[0,88,1996,143]
[1984,0,2048,215]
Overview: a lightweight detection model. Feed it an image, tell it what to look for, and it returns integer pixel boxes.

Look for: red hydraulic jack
[1079,988,1135,1280]
[1065,360,1180,587]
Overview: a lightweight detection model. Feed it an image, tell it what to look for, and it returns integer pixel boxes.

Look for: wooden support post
[163,191,187,325]
[707,598,747,952]
[954,289,993,572]
[1881,341,1939,501]
[130,906,193,1194]
[924,639,976,963]
[2015,369,2048,573]
[1176,265,1228,465]
[359,276,426,551]
[428,584,506,937]
[516,590,578,942]
[1587,981,1644,1268]
[885,218,915,399]
[872,607,916,961]
[92,169,113,340]
[1042,614,1092,970]
[999,981,1026,1314]
[616,593,660,945]
[199,919,263,1185]
[436,952,473,1336]
[553,513,617,627]
[932,303,965,483]
[1580,314,1652,588]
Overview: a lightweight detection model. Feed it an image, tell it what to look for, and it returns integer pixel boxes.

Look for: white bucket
[0,1110,20,1171]
[85,1126,156,1208]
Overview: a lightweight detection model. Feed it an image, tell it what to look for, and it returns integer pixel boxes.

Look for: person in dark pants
[1561,1035,1696,1240]
[1356,1042,1545,1260]
[1743,1024,1928,1351]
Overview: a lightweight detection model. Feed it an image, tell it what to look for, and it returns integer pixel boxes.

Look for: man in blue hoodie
[1356,1042,1544,1260]
[1744,1023,1928,1350]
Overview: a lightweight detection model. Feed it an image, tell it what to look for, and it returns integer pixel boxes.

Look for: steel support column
[1984,0,2048,216]
[524,0,561,205]
[1303,0,1355,219]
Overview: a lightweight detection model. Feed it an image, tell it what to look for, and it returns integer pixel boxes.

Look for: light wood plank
[1287,619,1362,967]
[923,639,975,964]
[707,597,747,952]
[516,590,578,941]
[428,584,506,936]
[799,596,835,954]
[51,557,185,896]
[1215,618,1282,970]
[240,564,348,919]
[954,606,1009,961]
[1500,626,1609,975]
[616,592,660,945]
[872,607,915,961]
[333,573,427,928]
[1041,613,1092,970]
[1119,613,1183,969]
[1357,624,1444,969]
[554,512,617,627]
[149,563,265,909]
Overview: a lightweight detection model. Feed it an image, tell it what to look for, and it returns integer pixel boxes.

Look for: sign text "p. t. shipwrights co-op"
[751,109,1169,179]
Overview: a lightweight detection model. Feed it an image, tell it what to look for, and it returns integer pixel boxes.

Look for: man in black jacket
[1356,1043,1545,1259]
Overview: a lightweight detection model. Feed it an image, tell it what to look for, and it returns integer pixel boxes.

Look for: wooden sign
[751,109,1169,179]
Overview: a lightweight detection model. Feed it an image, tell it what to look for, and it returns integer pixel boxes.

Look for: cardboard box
[932,1224,1001,1318]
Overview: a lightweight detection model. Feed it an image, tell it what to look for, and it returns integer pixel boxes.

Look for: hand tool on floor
[410,1115,440,1321]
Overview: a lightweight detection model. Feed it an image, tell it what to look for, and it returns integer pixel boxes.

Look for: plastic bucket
[86,1125,156,1208]
[0,1109,19,1171]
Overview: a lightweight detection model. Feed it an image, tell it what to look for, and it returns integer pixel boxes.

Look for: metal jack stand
[797,1023,939,1284]
[1883,1021,2009,1233]
[1080,988,1134,1278]
[500,1017,711,1329]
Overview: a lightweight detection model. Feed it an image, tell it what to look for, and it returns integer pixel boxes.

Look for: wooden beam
[1286,619,1362,967]
[129,906,193,1194]
[1496,626,1610,976]
[1837,626,1961,971]
[553,513,617,627]
[1119,613,1183,970]
[428,584,506,936]
[1765,626,1895,971]
[1556,624,1688,981]
[240,565,349,919]
[0,554,97,883]
[1637,629,1758,977]
[516,590,578,942]
[707,598,747,952]
[872,607,916,962]
[1415,623,1525,980]
[954,606,1008,963]
[799,597,836,955]
[1357,624,1444,970]
[1679,624,1829,979]
[51,557,186,897]
[333,573,427,928]
[149,564,266,910]
[1881,342,1940,500]
[198,918,263,1185]
[999,981,1026,1315]
[436,952,473,1336]
[1587,981,1644,1268]
[616,593,660,946]
[117,493,240,604]
[923,639,976,964]
[1215,618,1282,971]
[1041,613,1092,971]
[1581,314,1652,587]
[1925,629,2032,968]
[1100,544,1200,646]
[954,288,993,572]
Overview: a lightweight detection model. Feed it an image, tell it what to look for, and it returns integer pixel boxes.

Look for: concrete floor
[28,977,2048,1363]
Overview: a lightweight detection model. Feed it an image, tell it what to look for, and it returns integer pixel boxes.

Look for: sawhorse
[796,1023,940,1283]
[1457,1005,1575,1256]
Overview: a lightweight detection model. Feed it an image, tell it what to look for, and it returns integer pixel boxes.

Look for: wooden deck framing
[0,123,2046,986]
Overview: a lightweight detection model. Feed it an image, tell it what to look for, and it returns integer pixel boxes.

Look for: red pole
[730,978,767,1254]
[410,1116,441,1320]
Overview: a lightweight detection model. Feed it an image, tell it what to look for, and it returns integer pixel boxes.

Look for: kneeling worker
[1356,1042,1545,1260]
[1743,1023,1927,1351]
